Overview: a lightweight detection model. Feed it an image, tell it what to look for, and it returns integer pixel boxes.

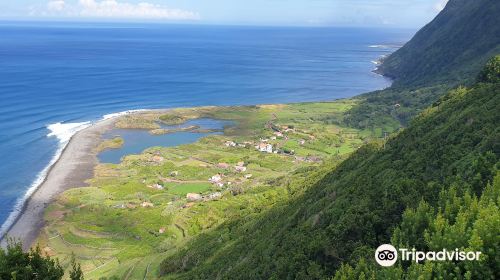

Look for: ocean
[0,21,413,235]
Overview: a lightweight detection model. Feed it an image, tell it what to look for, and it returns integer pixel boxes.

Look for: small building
[274,131,284,137]
[170,171,179,177]
[209,174,223,183]
[159,227,166,234]
[244,174,253,179]
[235,166,247,172]
[217,163,230,169]
[148,183,164,190]
[256,143,273,153]
[152,155,164,163]
[186,193,202,202]
[299,139,306,145]
[225,141,237,147]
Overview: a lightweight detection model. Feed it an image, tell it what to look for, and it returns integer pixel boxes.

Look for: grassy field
[37,100,401,279]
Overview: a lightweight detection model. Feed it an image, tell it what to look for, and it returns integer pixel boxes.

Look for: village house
[186,193,203,202]
[148,183,164,190]
[274,131,284,137]
[299,139,306,145]
[256,143,273,153]
[217,162,230,169]
[244,174,253,179]
[209,173,223,183]
[170,171,179,177]
[151,155,164,163]
[224,141,237,147]
[234,166,247,172]
[270,136,277,140]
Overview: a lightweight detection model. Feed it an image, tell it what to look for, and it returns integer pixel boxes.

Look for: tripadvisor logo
[375,244,398,267]
[375,244,482,267]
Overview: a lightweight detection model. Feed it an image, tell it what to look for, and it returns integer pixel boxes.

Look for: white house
[225,141,237,147]
[256,143,273,153]
[235,166,247,172]
[209,174,223,183]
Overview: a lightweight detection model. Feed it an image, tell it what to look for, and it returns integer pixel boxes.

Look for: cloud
[41,0,199,20]
[47,0,65,11]
[434,0,449,12]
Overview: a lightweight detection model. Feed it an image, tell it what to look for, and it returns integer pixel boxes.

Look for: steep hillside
[345,0,500,130]
[159,58,499,279]
[378,0,500,87]
[334,172,500,279]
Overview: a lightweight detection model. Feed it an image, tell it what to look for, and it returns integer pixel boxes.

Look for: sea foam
[0,121,92,239]
[0,109,154,240]
[102,109,149,121]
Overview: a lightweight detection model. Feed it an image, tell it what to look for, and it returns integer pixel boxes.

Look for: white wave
[369,45,388,49]
[369,44,403,49]
[47,121,92,143]
[0,109,155,239]
[0,121,91,239]
[102,109,149,120]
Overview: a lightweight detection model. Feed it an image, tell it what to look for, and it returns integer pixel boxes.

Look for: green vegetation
[28,0,500,277]
[95,137,124,153]
[334,172,500,279]
[159,115,187,125]
[0,240,83,280]
[157,62,499,279]
[168,183,211,196]
[379,0,500,88]
[39,100,390,279]
[346,0,500,129]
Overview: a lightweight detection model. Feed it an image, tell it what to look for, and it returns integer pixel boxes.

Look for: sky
[0,0,449,27]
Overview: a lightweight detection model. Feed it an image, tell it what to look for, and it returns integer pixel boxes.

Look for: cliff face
[378,0,500,87]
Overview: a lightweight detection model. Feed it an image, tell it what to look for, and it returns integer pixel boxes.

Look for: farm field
[37,100,400,279]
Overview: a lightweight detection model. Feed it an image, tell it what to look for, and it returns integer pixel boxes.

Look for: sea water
[0,21,413,235]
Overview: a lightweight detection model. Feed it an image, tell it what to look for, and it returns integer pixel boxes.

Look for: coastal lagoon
[0,22,413,233]
[98,119,232,164]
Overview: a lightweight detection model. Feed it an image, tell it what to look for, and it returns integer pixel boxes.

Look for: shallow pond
[98,118,232,164]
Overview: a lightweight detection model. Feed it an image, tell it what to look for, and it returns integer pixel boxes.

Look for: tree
[69,253,84,280]
[0,240,64,280]
[0,240,84,280]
